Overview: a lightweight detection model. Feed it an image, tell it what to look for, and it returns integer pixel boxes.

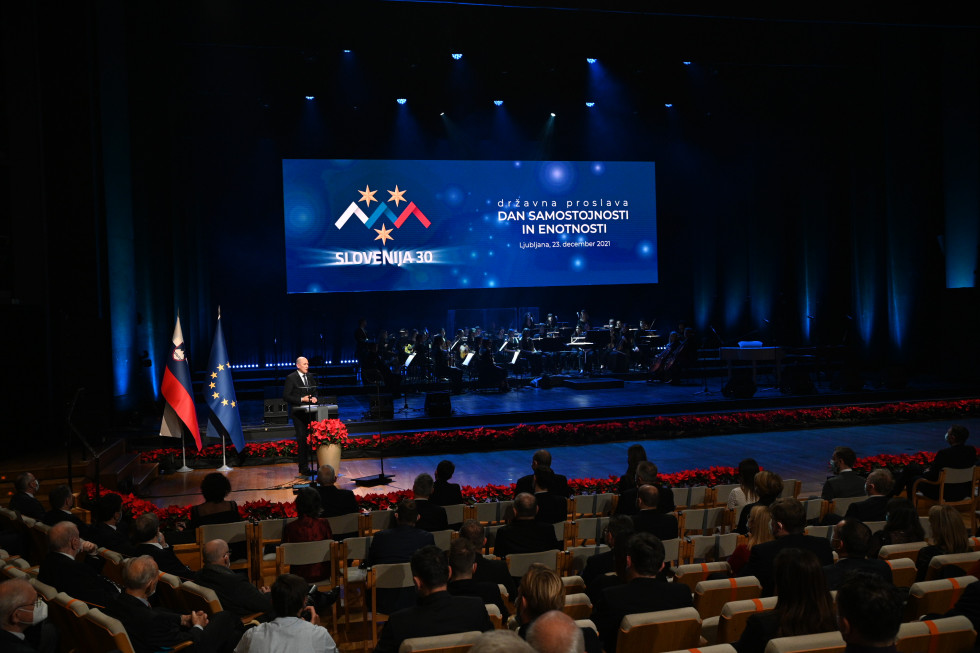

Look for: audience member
[526,610,586,653]
[514,565,601,653]
[616,444,647,494]
[492,493,561,560]
[593,533,692,652]
[727,458,760,513]
[894,425,977,500]
[281,488,333,583]
[740,497,834,596]
[844,468,893,523]
[374,545,493,653]
[868,498,926,559]
[0,577,57,653]
[582,515,633,590]
[836,574,904,652]
[233,573,338,653]
[430,460,465,506]
[37,521,119,608]
[734,549,836,653]
[823,520,892,590]
[412,473,449,532]
[446,538,508,618]
[314,465,359,518]
[515,450,570,498]
[735,470,783,534]
[915,504,969,582]
[195,539,274,621]
[367,499,435,566]
[108,555,240,653]
[614,460,675,517]
[459,519,516,601]
[532,467,568,524]
[727,504,774,576]
[7,473,45,521]
[630,485,678,541]
[189,473,240,530]
[89,493,136,555]
[822,447,866,500]
[40,485,87,535]
[132,512,193,578]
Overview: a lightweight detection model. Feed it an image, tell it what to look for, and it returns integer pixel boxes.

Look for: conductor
[284,356,318,477]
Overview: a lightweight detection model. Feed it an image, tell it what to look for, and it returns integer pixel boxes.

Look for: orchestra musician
[476,338,509,391]
[649,331,681,382]
[431,335,464,394]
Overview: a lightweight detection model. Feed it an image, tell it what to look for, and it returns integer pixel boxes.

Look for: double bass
[649,332,681,376]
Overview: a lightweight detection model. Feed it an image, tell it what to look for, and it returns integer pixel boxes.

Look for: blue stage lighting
[585,102,595,108]
[396,98,407,105]
[451,53,463,60]
[494,100,503,106]
[343,50,352,54]
[586,58,597,64]
[550,112,556,117]
[665,103,673,108]
[305,96,315,101]
[682,61,692,65]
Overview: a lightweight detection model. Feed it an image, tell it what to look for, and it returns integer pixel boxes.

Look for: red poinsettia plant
[308,418,351,448]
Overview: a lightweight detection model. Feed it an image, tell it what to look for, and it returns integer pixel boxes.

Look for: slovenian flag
[204,309,245,451]
[159,316,202,450]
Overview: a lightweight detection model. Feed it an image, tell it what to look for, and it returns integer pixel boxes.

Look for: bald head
[203,539,230,566]
[48,521,80,553]
[525,610,585,653]
[317,465,337,486]
[514,493,538,519]
[0,578,37,632]
[121,555,159,592]
[296,357,309,374]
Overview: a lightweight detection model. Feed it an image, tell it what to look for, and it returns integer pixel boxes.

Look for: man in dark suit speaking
[283,356,318,477]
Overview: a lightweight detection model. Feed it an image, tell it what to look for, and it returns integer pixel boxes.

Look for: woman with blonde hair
[915,504,969,581]
[736,470,784,534]
[515,564,602,653]
[727,504,775,574]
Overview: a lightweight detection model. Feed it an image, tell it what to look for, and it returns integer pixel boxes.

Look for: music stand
[355,368,394,486]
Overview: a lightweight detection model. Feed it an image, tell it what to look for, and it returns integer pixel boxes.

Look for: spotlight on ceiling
[396,98,407,105]
[343,50,352,54]
[682,61,692,65]
[586,58,597,64]
[664,103,673,108]
[493,100,503,106]
[550,112,556,117]
[451,53,463,60]
[305,96,315,101]
[585,102,595,108]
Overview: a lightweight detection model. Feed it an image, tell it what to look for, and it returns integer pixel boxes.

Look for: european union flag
[204,310,245,450]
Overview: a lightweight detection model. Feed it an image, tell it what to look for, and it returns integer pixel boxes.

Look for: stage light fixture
[494,100,503,106]
[682,61,692,65]
[585,102,595,108]
[451,53,463,60]
[343,49,352,54]
[550,112,556,117]
[396,98,407,105]
[305,96,315,101]
[665,103,673,108]
[586,58,597,64]
[440,112,445,116]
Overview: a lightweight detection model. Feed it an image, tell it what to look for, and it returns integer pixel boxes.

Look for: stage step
[88,438,159,494]
[561,378,625,390]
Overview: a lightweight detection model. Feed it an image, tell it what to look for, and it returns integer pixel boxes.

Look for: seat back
[155,572,186,611]
[779,480,802,500]
[198,521,250,575]
[368,562,416,648]
[49,592,91,653]
[885,557,917,588]
[562,544,611,577]
[469,501,513,526]
[99,547,126,587]
[569,493,617,519]
[662,538,682,567]
[926,551,980,581]
[325,512,360,538]
[178,580,223,615]
[572,516,609,546]
[432,529,454,551]
[442,504,467,527]
[673,561,732,593]
[563,592,593,620]
[804,525,834,541]
[30,521,51,564]
[895,615,976,653]
[763,631,845,653]
[396,630,483,653]
[685,533,739,565]
[693,576,762,619]
[82,607,136,653]
[905,575,978,621]
[276,539,336,587]
[829,496,865,516]
[802,498,826,523]
[712,484,740,508]
[678,508,729,537]
[672,486,710,511]
[617,606,702,653]
[716,596,777,644]
[362,509,394,534]
[506,550,561,577]
[28,577,57,601]
[878,541,928,562]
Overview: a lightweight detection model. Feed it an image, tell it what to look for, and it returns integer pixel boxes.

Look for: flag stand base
[217,464,233,472]
[177,466,193,473]
[353,473,394,487]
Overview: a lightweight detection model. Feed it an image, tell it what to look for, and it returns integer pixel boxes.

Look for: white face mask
[17,599,48,626]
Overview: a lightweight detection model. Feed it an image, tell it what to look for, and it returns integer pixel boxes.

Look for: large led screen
[283,159,657,293]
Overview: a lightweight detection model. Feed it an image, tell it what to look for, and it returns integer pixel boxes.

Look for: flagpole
[217,432,233,472]
[177,428,193,473]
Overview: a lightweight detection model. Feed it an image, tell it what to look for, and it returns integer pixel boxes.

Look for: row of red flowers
[86,449,952,532]
[137,400,980,467]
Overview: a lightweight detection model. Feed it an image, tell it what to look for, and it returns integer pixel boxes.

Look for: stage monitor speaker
[263,398,289,425]
[722,372,757,399]
[424,391,452,417]
[369,394,394,419]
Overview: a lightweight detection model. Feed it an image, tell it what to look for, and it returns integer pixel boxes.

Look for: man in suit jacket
[367,500,436,566]
[195,539,273,620]
[822,447,867,500]
[823,520,893,591]
[431,460,465,507]
[88,493,136,556]
[741,498,834,596]
[283,356,319,477]
[582,515,633,592]
[37,521,119,608]
[614,461,675,517]
[0,577,56,653]
[493,493,562,561]
[315,465,359,518]
[593,532,693,652]
[40,485,88,536]
[531,467,568,525]
[920,425,978,500]
[375,545,493,653]
[107,555,239,653]
[459,519,517,601]
[514,450,570,498]
[7,473,45,520]
[412,474,449,533]
[837,574,904,651]
[844,469,893,524]
[630,485,679,542]
[447,538,509,618]
[132,512,193,579]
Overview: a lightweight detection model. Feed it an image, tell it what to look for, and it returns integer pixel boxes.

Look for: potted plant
[308,418,350,473]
